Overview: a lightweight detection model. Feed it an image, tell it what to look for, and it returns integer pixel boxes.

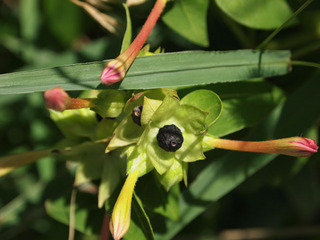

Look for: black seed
[131,105,143,126]
[157,124,183,152]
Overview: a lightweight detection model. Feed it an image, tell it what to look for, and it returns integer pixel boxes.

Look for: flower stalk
[206,136,318,157]
[110,169,139,240]
[100,0,167,85]
[44,87,93,111]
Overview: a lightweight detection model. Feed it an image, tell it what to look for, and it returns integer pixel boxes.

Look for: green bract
[105,88,177,153]
[91,90,126,118]
[49,88,223,192]
[126,95,212,189]
[49,108,98,140]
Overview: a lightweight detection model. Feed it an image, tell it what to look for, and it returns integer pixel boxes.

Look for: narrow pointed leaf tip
[206,136,318,157]
[100,0,167,85]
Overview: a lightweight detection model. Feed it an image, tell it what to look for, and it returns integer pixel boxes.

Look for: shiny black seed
[131,105,143,126]
[157,124,183,152]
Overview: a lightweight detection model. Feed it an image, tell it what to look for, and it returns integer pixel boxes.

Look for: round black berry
[131,105,143,126]
[157,124,183,152]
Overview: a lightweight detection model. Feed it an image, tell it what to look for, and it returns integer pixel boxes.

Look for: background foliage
[0,0,320,239]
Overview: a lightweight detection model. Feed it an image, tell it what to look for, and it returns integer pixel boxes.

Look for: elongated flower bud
[206,136,318,157]
[110,169,139,240]
[101,0,167,85]
[44,87,93,111]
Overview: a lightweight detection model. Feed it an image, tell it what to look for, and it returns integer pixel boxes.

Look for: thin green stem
[290,60,320,69]
[256,0,314,50]
[68,188,77,240]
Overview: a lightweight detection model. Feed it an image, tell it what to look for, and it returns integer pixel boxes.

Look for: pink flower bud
[206,136,318,157]
[44,87,93,111]
[101,0,167,85]
[44,87,70,111]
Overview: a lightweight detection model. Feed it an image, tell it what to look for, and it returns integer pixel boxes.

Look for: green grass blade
[0,50,290,95]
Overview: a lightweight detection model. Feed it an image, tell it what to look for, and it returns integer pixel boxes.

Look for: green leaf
[120,4,132,53]
[106,114,144,153]
[155,159,185,191]
[135,173,180,221]
[73,142,107,186]
[162,0,209,46]
[45,191,104,235]
[43,0,83,46]
[98,154,123,208]
[141,97,162,128]
[124,193,155,240]
[49,108,98,140]
[154,70,320,240]
[180,90,222,127]
[94,118,119,140]
[286,163,320,220]
[91,90,125,118]
[0,50,291,94]
[20,0,40,42]
[215,0,294,29]
[208,81,284,137]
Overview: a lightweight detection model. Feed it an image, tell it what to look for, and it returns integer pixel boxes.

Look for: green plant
[0,1,319,240]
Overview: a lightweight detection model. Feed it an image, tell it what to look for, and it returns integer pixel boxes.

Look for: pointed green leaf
[0,50,291,94]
